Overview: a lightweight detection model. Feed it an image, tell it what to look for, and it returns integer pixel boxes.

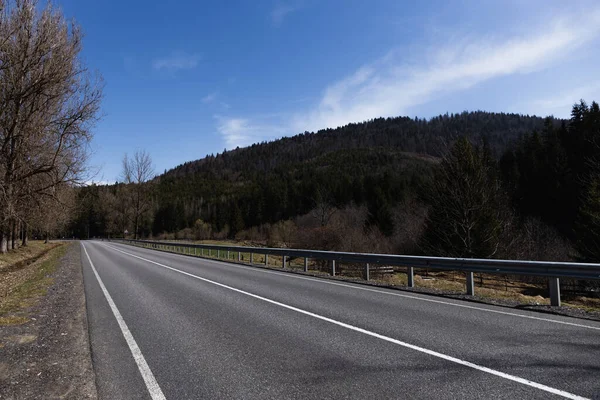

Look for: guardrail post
[227,250,230,259]
[466,272,475,295]
[332,260,336,276]
[217,249,220,258]
[365,263,370,281]
[304,257,308,272]
[282,256,287,268]
[549,278,561,306]
[265,254,268,266]
[238,251,241,262]
[407,267,414,287]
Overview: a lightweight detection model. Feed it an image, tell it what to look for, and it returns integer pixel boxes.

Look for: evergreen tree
[421,137,507,258]
[575,177,600,261]
[228,201,245,238]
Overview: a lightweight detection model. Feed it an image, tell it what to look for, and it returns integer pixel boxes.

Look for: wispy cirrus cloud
[527,81,600,118]
[292,9,600,133]
[215,116,284,149]
[271,2,302,26]
[202,92,217,104]
[219,8,600,148]
[153,51,200,71]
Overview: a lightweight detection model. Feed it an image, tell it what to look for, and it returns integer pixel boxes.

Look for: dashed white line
[82,243,167,400]
[100,242,589,400]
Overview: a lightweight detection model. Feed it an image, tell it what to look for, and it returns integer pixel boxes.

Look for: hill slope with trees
[70,111,552,245]
[68,104,600,264]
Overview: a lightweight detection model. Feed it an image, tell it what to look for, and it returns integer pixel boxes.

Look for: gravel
[0,243,97,400]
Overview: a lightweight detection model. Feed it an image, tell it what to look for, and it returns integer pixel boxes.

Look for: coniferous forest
[70,102,600,262]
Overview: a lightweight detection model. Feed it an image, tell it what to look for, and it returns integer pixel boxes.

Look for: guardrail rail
[112,239,600,306]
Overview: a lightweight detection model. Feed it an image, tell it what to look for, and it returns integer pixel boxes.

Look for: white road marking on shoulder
[105,242,600,331]
[101,243,590,400]
[82,243,167,400]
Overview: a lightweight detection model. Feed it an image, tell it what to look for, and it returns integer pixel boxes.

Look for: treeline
[165,111,547,180]
[0,1,101,252]
[500,101,600,260]
[139,111,550,237]
[73,111,548,240]
[71,103,600,262]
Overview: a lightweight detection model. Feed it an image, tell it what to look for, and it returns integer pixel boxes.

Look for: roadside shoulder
[0,242,97,400]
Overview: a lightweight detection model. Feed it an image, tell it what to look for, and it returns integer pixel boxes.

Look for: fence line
[112,239,600,307]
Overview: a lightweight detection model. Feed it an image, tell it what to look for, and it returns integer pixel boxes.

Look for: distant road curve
[81,241,600,400]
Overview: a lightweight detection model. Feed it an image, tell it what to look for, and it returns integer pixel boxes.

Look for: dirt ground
[0,242,97,400]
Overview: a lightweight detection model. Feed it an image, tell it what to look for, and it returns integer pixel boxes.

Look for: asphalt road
[80,240,600,400]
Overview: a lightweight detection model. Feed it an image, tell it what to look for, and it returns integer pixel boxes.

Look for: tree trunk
[0,231,7,254]
[10,218,17,250]
[45,231,49,244]
[21,221,28,247]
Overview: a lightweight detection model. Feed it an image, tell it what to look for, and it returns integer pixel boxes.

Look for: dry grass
[0,243,67,326]
[133,240,600,311]
[0,241,61,272]
[379,270,575,307]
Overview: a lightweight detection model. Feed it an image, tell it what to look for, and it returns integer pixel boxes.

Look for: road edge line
[81,243,167,400]
[103,243,589,400]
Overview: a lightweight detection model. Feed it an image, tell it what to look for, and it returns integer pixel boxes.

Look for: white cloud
[202,92,217,104]
[291,9,600,132]
[153,52,200,71]
[220,8,600,148]
[528,81,600,118]
[216,116,284,149]
[271,3,301,26]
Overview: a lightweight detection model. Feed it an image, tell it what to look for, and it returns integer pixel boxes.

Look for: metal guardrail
[114,239,600,307]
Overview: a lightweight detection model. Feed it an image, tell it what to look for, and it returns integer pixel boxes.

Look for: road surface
[81,241,600,399]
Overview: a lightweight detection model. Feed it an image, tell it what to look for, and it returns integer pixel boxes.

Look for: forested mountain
[147,112,550,237]
[74,107,600,263]
[164,111,548,180]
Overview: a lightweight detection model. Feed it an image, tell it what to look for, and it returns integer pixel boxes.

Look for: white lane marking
[100,243,589,400]
[82,243,167,400]
[105,242,600,332]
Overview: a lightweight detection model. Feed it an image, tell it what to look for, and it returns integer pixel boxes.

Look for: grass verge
[0,240,61,272]
[0,243,67,326]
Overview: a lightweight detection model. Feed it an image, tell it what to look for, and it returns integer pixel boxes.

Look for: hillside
[163,111,549,181]
[73,111,556,241]
[148,112,551,236]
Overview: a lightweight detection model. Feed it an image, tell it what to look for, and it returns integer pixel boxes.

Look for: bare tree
[121,150,154,239]
[0,0,102,252]
[310,187,337,227]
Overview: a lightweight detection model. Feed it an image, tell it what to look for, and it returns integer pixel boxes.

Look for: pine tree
[421,137,507,258]
[575,177,600,261]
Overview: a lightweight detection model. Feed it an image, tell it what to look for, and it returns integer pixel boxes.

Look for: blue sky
[56,0,600,183]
